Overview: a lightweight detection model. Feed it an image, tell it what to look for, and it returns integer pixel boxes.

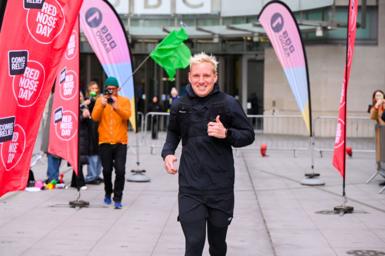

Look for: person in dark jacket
[70,92,89,189]
[161,52,255,256]
[83,81,103,184]
[147,95,163,139]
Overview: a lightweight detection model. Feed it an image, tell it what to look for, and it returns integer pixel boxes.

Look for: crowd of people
[43,77,131,209]
[42,77,182,206]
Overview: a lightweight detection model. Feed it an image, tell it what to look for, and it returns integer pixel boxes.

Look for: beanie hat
[104,76,119,88]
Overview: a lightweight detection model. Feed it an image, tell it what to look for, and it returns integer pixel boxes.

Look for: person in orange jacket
[91,76,131,209]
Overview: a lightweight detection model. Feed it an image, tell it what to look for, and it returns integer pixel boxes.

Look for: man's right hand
[164,155,178,175]
[101,96,108,106]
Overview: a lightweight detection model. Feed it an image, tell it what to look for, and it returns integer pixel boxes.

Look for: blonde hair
[189,52,218,74]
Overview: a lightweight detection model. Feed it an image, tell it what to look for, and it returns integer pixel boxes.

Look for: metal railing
[135,112,375,156]
[143,112,170,153]
[245,114,310,156]
[313,116,375,154]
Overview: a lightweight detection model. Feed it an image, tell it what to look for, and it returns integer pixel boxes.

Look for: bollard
[346,146,352,157]
[260,144,267,157]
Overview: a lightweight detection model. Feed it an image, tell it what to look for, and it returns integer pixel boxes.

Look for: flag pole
[127,55,151,182]
[0,0,7,32]
[119,55,151,89]
[333,0,355,215]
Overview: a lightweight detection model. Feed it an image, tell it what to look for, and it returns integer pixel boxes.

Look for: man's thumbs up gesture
[207,115,227,139]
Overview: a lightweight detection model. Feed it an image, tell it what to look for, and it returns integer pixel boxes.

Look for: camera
[104,88,113,96]
[104,88,114,104]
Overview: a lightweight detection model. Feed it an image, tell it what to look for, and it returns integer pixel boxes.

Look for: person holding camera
[91,77,131,209]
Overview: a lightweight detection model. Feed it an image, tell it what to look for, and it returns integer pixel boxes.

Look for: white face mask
[375,92,384,101]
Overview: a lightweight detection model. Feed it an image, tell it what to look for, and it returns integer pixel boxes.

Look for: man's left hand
[207,115,227,139]
[110,96,118,109]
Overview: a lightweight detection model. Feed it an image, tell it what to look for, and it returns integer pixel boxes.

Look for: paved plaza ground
[1,132,385,256]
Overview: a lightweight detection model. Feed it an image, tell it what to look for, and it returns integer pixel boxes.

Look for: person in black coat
[70,92,90,189]
[83,81,103,184]
[161,53,255,256]
[147,95,163,139]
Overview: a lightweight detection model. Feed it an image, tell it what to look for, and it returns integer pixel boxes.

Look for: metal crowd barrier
[136,112,376,157]
[313,116,375,155]
[143,112,170,154]
[245,114,310,156]
[366,124,385,193]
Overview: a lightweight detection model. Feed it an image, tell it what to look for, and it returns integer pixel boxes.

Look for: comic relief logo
[58,69,77,101]
[0,123,26,171]
[65,30,77,60]
[24,0,45,9]
[8,51,29,76]
[271,12,295,57]
[26,0,65,44]
[12,60,46,107]
[53,108,77,141]
[0,117,15,143]
[85,8,117,53]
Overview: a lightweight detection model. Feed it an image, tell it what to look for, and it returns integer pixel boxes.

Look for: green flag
[150,28,192,80]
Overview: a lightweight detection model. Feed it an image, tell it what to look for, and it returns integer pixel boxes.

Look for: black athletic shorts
[178,192,234,227]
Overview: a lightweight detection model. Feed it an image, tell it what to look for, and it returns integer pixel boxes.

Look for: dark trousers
[99,143,127,202]
[151,116,159,139]
[178,192,234,256]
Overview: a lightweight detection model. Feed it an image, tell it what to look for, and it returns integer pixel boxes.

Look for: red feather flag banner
[332,0,359,178]
[48,18,80,175]
[0,0,83,197]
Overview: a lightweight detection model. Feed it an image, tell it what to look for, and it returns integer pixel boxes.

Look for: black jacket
[79,107,90,165]
[85,97,99,155]
[161,84,255,194]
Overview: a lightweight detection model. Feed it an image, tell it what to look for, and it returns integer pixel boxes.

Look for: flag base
[300,174,325,186]
[334,205,354,214]
[304,173,320,178]
[69,200,90,208]
[127,169,151,182]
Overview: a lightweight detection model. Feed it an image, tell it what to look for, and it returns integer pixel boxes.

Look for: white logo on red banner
[54,110,77,141]
[65,30,78,60]
[12,60,46,107]
[25,0,65,44]
[0,124,26,171]
[334,119,344,148]
[59,70,78,101]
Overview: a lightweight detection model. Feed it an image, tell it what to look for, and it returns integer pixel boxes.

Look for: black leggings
[181,219,228,256]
